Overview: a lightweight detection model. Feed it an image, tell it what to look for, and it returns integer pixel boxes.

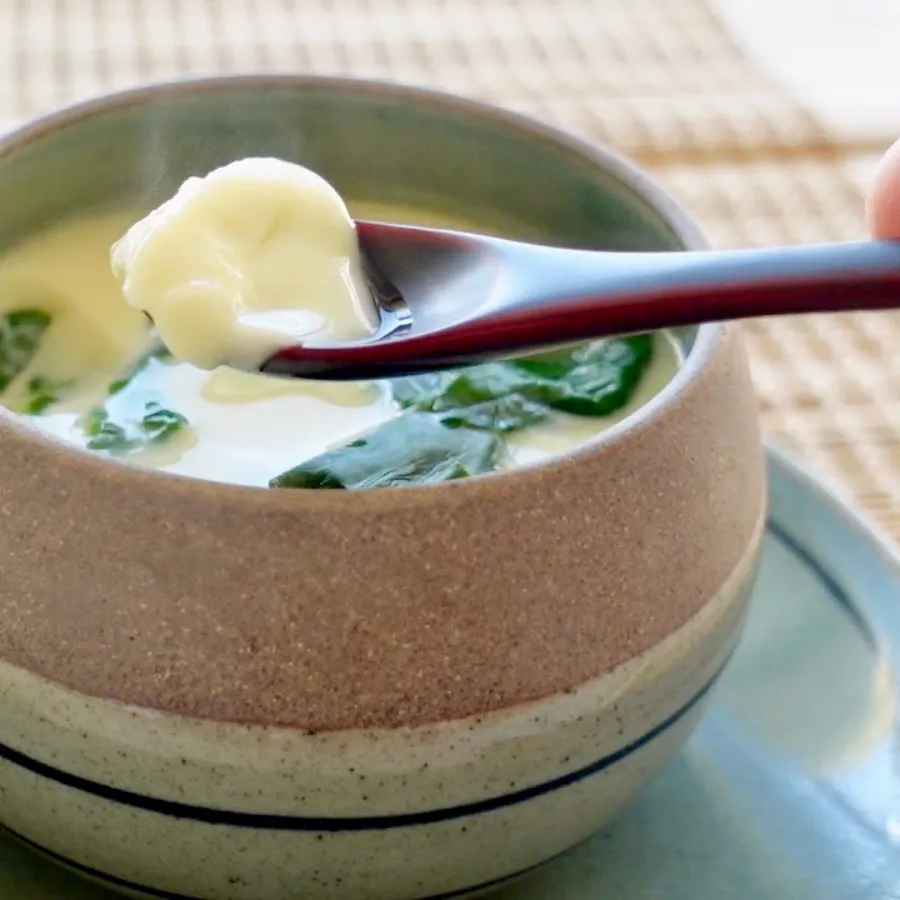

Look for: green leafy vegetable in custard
[82,400,188,453]
[21,375,72,414]
[73,339,189,452]
[270,413,503,490]
[139,401,188,442]
[0,309,51,392]
[269,334,654,490]
[83,407,131,451]
[392,334,654,419]
[510,333,654,416]
[272,334,656,490]
[436,394,549,432]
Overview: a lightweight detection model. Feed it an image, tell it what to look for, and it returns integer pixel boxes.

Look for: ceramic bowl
[0,76,767,900]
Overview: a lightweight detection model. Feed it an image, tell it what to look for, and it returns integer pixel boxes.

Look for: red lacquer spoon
[260,221,900,380]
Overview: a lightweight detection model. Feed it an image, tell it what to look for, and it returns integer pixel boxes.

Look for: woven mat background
[2,0,899,536]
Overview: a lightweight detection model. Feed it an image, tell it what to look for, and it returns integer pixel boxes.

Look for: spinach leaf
[390,372,449,409]
[0,309,51,392]
[392,334,655,419]
[21,375,71,414]
[139,402,188,442]
[14,337,171,418]
[392,364,553,412]
[437,394,549,432]
[82,401,188,453]
[80,339,187,453]
[84,408,132,451]
[515,333,655,416]
[270,413,503,490]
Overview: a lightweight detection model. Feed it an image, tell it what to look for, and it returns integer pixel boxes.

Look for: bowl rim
[0,73,720,512]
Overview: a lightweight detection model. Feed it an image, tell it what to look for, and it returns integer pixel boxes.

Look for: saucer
[2,444,898,899]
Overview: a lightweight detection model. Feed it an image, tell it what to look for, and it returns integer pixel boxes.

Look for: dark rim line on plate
[767,520,877,648]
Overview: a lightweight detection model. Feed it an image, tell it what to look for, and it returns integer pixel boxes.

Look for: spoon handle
[267,238,900,379]
[476,239,900,344]
[372,240,900,371]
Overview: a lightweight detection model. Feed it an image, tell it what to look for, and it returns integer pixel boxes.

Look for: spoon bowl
[262,223,900,380]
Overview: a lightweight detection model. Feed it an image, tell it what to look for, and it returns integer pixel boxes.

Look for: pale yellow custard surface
[0,206,681,488]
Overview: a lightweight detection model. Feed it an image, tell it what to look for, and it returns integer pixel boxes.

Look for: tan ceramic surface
[0,322,763,734]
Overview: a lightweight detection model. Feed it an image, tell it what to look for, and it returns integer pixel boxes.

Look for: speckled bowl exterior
[0,77,766,900]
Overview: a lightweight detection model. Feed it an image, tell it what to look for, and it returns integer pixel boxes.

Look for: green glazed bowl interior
[0,77,698,250]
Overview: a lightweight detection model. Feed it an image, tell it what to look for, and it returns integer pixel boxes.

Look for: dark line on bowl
[1,824,564,900]
[766,519,877,648]
[0,651,733,831]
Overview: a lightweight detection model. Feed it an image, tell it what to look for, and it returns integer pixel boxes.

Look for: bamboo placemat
[2,0,899,536]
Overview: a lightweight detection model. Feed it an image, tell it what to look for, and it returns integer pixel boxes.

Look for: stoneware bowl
[0,76,767,900]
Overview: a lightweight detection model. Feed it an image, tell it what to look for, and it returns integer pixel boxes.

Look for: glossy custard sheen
[111,159,378,371]
[0,204,681,489]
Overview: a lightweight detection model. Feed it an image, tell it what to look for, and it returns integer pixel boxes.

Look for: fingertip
[867,137,900,240]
